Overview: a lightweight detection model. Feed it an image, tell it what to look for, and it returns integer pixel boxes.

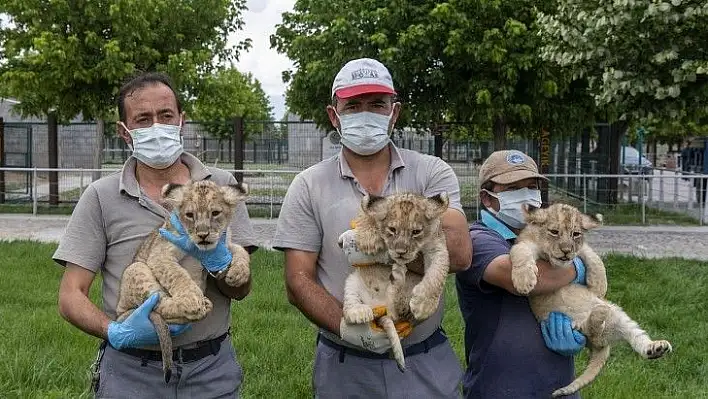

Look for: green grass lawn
[0,243,706,398]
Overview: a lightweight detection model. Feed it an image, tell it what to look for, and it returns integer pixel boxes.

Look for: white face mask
[120,120,183,169]
[335,110,393,156]
[485,187,542,229]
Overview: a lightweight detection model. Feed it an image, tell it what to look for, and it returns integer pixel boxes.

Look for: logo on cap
[351,69,379,80]
[506,152,525,165]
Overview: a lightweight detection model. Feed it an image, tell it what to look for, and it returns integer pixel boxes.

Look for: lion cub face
[522,203,601,268]
[362,192,449,263]
[162,180,248,250]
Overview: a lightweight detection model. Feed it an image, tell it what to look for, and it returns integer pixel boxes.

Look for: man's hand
[339,317,392,354]
[159,212,233,274]
[572,256,586,285]
[338,229,389,266]
[107,292,191,350]
[540,311,586,356]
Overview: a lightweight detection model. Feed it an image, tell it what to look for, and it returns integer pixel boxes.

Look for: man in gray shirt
[272,58,473,398]
[53,72,257,398]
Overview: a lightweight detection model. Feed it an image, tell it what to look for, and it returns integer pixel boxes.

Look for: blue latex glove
[159,212,233,274]
[572,256,586,285]
[541,311,586,356]
[107,292,191,350]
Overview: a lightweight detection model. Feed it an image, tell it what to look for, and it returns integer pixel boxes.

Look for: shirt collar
[119,152,212,197]
[338,142,406,179]
[481,209,517,240]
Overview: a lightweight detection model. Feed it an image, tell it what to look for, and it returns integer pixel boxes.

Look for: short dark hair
[117,72,182,122]
[480,181,495,192]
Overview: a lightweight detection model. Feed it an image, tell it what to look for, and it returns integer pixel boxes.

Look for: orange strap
[369,306,413,338]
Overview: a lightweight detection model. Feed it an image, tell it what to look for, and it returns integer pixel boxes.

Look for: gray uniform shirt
[272,144,464,348]
[52,152,258,348]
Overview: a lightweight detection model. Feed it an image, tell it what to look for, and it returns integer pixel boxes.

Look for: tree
[0,0,251,122]
[191,67,273,139]
[537,0,708,124]
[271,0,597,149]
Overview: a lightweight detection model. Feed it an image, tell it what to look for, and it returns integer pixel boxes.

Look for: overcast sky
[230,0,296,120]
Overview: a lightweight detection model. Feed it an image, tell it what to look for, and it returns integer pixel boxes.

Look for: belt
[114,332,228,364]
[317,328,447,362]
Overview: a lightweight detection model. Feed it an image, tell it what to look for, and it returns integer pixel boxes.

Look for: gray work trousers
[313,334,463,398]
[93,336,242,399]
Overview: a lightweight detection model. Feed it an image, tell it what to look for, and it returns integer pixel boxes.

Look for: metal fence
[1,166,707,225]
[2,119,609,173]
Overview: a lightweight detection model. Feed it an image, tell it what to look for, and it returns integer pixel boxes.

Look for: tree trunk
[493,117,507,150]
[93,120,104,182]
[48,112,59,206]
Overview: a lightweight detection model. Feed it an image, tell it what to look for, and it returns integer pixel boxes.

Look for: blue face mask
[120,120,183,169]
[485,187,542,228]
[335,110,393,156]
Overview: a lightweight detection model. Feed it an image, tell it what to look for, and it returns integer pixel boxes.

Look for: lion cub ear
[162,183,186,208]
[523,203,546,225]
[425,192,449,219]
[361,194,388,221]
[581,212,603,230]
[222,182,249,206]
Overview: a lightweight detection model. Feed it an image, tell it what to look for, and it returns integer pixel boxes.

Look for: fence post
[232,118,245,183]
[48,112,59,206]
[32,167,38,215]
[0,117,5,204]
[688,177,695,210]
[583,174,587,214]
[93,120,104,182]
[80,168,85,197]
[269,173,274,219]
[673,170,679,209]
[659,169,664,203]
[700,178,704,226]
[641,175,646,224]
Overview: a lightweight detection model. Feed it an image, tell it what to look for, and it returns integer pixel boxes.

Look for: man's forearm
[287,273,343,335]
[445,227,472,272]
[59,290,112,340]
[216,275,252,300]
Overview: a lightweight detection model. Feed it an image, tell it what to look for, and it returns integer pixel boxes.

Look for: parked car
[620,146,653,175]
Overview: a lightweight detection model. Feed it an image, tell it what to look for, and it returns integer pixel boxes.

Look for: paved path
[0,214,707,261]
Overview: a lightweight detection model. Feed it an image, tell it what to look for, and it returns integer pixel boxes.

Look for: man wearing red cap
[272,58,472,397]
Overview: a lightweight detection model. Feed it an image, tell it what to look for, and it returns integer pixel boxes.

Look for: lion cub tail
[148,311,173,383]
[378,315,405,372]
[552,345,610,397]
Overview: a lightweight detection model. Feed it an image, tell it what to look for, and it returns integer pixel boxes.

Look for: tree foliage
[0,0,251,122]
[271,0,598,145]
[537,0,708,124]
[191,67,272,139]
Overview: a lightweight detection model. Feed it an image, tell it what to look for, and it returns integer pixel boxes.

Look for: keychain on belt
[89,341,108,393]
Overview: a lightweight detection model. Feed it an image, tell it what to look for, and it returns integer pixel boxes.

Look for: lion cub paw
[224,257,250,287]
[645,340,672,359]
[409,285,439,321]
[203,296,213,314]
[182,297,212,321]
[344,305,374,324]
[512,264,538,295]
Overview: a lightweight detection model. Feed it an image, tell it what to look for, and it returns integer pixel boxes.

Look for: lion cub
[509,203,672,397]
[115,180,251,383]
[338,192,450,371]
